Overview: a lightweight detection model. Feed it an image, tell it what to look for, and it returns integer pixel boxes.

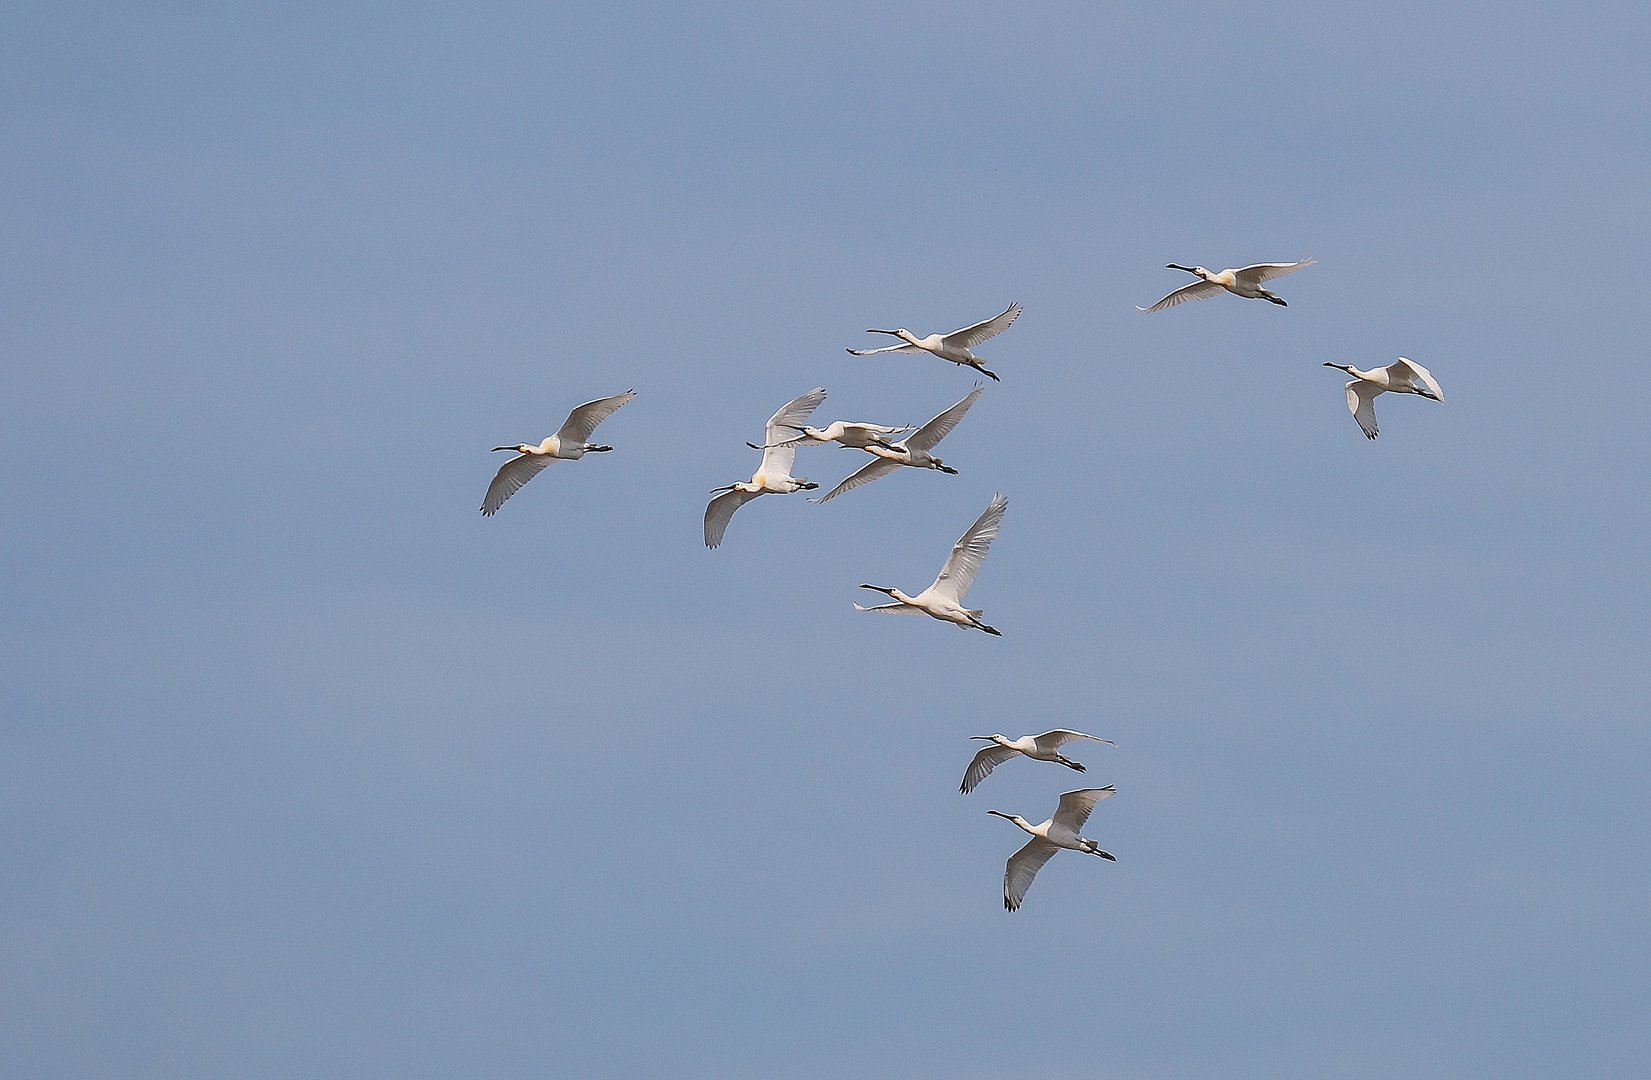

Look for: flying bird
[1324,357,1445,439]
[1138,258,1314,311]
[747,419,914,451]
[989,787,1116,911]
[704,388,827,548]
[961,730,1117,794]
[481,391,637,516]
[856,491,1006,634]
[846,302,1021,381]
[812,386,983,503]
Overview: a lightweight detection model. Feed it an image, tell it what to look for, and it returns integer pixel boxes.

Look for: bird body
[961,730,1116,794]
[846,303,1021,381]
[856,491,1006,634]
[704,388,827,548]
[1139,258,1314,311]
[813,386,983,503]
[988,787,1116,911]
[481,390,636,515]
[1324,357,1445,439]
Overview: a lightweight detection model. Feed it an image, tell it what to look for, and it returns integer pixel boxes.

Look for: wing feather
[1392,357,1445,401]
[704,488,762,548]
[1347,381,1381,439]
[1138,279,1226,311]
[761,388,826,477]
[1232,257,1314,285]
[852,601,926,614]
[961,744,1021,794]
[1031,730,1116,753]
[480,454,553,516]
[943,303,1021,350]
[906,385,984,452]
[555,390,636,445]
[1004,837,1059,911]
[812,457,902,503]
[1053,786,1114,833]
[930,492,1007,602]
[846,343,925,355]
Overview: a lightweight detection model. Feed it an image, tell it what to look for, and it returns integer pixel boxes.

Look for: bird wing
[853,601,926,614]
[1032,730,1116,753]
[961,744,1021,794]
[704,488,763,548]
[1346,381,1381,440]
[555,390,637,445]
[846,342,925,355]
[1138,280,1226,312]
[1004,836,1059,911]
[812,457,902,503]
[1392,357,1445,401]
[906,385,984,453]
[480,454,554,516]
[929,492,1008,603]
[1232,258,1314,285]
[842,422,913,436]
[942,303,1021,350]
[762,388,827,477]
[1053,786,1115,833]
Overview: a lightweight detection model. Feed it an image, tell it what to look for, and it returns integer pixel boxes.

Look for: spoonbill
[855,492,1006,635]
[480,390,637,516]
[989,787,1116,911]
[1138,258,1314,311]
[961,730,1117,794]
[704,388,827,548]
[747,419,914,451]
[845,302,1021,381]
[812,386,983,503]
[1325,357,1445,439]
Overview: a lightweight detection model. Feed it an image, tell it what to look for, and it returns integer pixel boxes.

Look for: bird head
[969,734,1006,742]
[1166,263,1206,277]
[858,584,897,598]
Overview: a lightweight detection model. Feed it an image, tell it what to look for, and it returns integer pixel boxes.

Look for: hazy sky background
[3,3,1649,1077]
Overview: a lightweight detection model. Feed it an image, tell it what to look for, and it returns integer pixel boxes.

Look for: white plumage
[481,391,636,516]
[1324,357,1445,439]
[704,389,827,548]
[846,303,1021,381]
[960,730,1116,794]
[855,492,1007,635]
[988,787,1116,911]
[1139,259,1314,311]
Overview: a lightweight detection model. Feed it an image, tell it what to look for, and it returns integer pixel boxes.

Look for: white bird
[481,390,637,516]
[812,386,983,503]
[746,419,914,451]
[961,730,1117,794]
[1324,356,1445,439]
[1138,258,1314,311]
[704,388,827,548]
[988,787,1116,911]
[856,491,1006,635]
[845,302,1021,381]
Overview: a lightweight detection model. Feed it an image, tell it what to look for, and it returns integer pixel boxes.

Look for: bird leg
[1260,291,1287,306]
[974,621,1002,636]
[1058,756,1085,772]
[587,445,614,452]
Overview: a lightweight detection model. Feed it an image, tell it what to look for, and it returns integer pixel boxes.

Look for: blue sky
[3,3,1649,1077]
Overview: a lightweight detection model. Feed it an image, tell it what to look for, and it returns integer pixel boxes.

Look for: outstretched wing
[1232,257,1314,286]
[1392,356,1445,401]
[961,744,1021,794]
[942,303,1021,350]
[906,385,984,453]
[853,601,925,614]
[1004,836,1059,912]
[762,388,827,477]
[929,492,1008,602]
[846,342,925,355]
[556,390,637,445]
[481,454,553,516]
[1138,279,1226,311]
[812,457,902,503]
[1346,381,1381,439]
[1052,786,1115,833]
[704,488,762,548]
[1031,730,1116,753]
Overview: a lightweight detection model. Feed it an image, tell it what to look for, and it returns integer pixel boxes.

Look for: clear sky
[3,3,1649,1077]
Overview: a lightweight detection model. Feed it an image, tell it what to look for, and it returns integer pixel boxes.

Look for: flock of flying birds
[478,256,1446,910]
